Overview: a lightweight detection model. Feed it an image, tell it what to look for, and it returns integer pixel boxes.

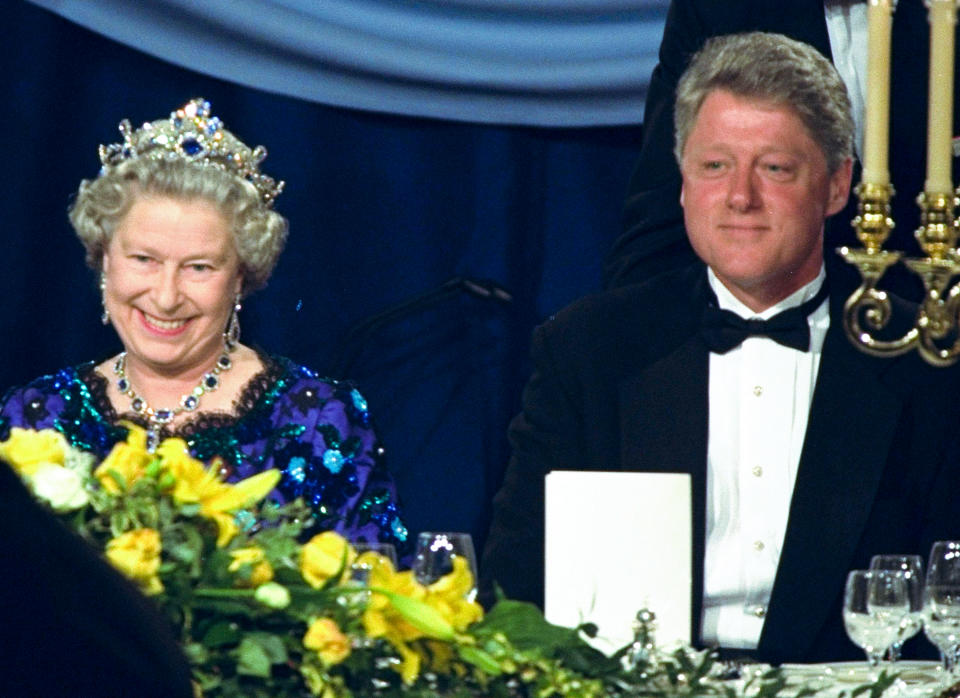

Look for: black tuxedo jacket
[605,0,956,293]
[481,264,960,664]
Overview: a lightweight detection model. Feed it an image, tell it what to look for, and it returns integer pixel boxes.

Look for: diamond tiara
[97,98,284,208]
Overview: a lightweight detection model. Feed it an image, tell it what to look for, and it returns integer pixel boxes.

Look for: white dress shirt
[701,267,830,649]
[825,0,868,159]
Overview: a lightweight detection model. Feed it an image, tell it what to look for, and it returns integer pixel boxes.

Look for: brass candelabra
[840,184,960,366]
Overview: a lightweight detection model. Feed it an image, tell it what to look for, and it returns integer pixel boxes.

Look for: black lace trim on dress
[82,354,285,439]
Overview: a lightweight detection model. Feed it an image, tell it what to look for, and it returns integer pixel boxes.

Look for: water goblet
[870,554,924,661]
[350,542,398,585]
[413,532,478,599]
[843,569,909,669]
[924,541,960,675]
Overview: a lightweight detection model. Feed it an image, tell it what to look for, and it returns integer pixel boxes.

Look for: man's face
[680,89,852,311]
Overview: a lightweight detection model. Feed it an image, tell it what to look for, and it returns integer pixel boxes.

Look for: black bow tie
[701,281,829,354]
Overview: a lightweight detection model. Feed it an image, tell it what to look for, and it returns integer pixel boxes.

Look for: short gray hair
[674,31,854,173]
[69,157,289,295]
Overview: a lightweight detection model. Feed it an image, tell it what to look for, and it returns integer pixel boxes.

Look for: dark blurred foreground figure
[482,32,960,664]
[0,459,193,696]
[606,0,956,292]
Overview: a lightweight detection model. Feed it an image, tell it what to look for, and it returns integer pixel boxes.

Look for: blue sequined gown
[0,354,410,557]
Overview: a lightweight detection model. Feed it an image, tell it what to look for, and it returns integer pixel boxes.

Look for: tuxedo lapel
[758,324,902,662]
[619,334,709,644]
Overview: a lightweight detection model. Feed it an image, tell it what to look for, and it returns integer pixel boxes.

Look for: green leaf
[457,645,502,675]
[179,502,201,517]
[369,588,456,641]
[201,621,243,648]
[247,632,289,664]
[474,599,580,653]
[235,636,273,678]
[104,468,127,492]
[182,641,210,664]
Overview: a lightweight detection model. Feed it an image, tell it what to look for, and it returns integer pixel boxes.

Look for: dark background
[2,1,644,553]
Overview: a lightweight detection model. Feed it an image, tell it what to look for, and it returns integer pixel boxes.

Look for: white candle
[925,0,958,193]
[863,0,895,186]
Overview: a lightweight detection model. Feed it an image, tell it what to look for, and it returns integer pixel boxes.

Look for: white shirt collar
[706,265,828,320]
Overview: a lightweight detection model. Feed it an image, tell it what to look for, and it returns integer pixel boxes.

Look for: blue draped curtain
[29,0,665,125]
[5,0,663,552]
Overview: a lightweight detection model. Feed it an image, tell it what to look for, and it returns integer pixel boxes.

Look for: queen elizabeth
[0,98,409,553]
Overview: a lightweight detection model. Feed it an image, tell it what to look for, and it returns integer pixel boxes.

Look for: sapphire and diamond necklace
[113,346,234,451]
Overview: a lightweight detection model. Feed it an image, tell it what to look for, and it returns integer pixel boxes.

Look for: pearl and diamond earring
[225,293,242,348]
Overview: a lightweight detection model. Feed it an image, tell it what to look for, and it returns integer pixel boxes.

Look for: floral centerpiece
[0,426,885,697]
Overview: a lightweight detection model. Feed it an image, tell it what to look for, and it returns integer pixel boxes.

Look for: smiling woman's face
[102,195,243,379]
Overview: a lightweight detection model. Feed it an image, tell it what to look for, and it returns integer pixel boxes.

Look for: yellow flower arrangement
[0,426,812,697]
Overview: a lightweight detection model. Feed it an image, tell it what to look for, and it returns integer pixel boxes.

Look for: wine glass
[350,542,398,585]
[924,541,960,675]
[870,554,924,661]
[413,532,478,599]
[843,569,909,669]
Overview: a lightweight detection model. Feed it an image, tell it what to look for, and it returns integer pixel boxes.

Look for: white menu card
[544,471,692,654]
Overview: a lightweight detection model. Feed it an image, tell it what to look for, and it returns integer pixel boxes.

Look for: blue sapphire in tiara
[180,138,203,156]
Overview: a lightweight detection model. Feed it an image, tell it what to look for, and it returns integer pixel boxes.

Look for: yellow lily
[423,557,484,631]
[94,423,152,493]
[159,437,279,546]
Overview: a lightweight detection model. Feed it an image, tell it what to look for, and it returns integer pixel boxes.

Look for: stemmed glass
[870,554,924,661]
[413,532,478,600]
[350,542,398,585]
[843,569,910,669]
[924,541,960,675]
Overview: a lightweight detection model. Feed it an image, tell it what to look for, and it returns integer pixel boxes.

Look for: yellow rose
[95,425,152,493]
[303,617,352,665]
[106,528,163,595]
[0,428,67,476]
[228,546,274,587]
[299,531,356,588]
